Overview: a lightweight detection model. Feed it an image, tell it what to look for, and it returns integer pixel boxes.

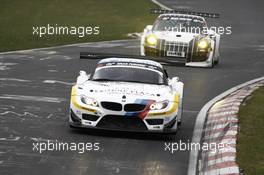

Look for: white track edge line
[151,0,173,10]
[0,39,137,55]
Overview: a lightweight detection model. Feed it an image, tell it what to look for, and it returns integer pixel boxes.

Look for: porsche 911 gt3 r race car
[69,55,184,134]
[141,10,220,67]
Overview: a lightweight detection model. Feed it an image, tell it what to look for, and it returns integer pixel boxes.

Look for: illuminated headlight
[80,96,98,107]
[146,34,158,46]
[197,40,209,49]
[149,101,168,110]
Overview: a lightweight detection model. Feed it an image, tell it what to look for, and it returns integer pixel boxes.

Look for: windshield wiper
[93,78,114,81]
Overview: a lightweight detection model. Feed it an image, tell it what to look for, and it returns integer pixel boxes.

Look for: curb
[187,76,264,175]
[200,80,264,174]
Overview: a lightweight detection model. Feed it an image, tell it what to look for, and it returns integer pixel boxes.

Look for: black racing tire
[214,59,219,65]
[69,124,79,129]
[69,124,75,129]
[210,60,214,68]
[178,89,184,126]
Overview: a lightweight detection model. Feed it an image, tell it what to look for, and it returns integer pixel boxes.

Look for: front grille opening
[101,102,122,111]
[97,115,148,131]
[82,114,99,121]
[159,39,189,58]
[146,119,164,125]
[124,104,146,112]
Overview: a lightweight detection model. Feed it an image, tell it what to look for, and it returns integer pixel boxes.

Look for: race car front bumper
[143,39,214,67]
[69,109,177,134]
[69,96,180,134]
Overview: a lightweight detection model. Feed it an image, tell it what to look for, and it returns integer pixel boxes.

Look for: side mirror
[202,29,215,37]
[169,77,179,85]
[172,77,179,82]
[146,25,153,31]
[207,29,216,38]
[77,70,90,84]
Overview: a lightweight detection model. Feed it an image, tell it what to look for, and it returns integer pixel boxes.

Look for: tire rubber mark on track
[43,80,74,86]
[0,78,31,82]
[0,94,65,103]
[151,0,173,10]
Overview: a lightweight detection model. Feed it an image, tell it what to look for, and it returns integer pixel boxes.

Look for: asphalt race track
[0,0,264,175]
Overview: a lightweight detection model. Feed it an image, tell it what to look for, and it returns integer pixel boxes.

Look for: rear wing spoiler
[150,9,220,18]
[81,52,147,60]
[80,52,185,64]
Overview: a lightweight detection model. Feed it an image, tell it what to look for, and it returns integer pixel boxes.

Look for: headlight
[80,96,98,107]
[146,34,158,46]
[197,40,209,49]
[149,101,168,110]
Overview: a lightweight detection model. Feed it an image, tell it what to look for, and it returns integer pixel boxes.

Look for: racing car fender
[175,81,184,124]
[214,33,220,62]
[140,25,153,56]
[169,78,184,124]
[207,30,220,63]
[140,36,145,56]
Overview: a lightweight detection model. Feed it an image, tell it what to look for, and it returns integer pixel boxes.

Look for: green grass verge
[0,0,157,52]
[237,86,264,175]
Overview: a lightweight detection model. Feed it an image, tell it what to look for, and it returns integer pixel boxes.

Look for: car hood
[78,81,172,103]
[153,31,199,43]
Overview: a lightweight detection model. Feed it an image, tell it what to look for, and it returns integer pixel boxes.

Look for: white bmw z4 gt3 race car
[141,10,221,67]
[69,55,184,134]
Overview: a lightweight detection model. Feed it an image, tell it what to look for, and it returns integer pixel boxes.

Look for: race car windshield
[92,67,165,85]
[153,18,205,33]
